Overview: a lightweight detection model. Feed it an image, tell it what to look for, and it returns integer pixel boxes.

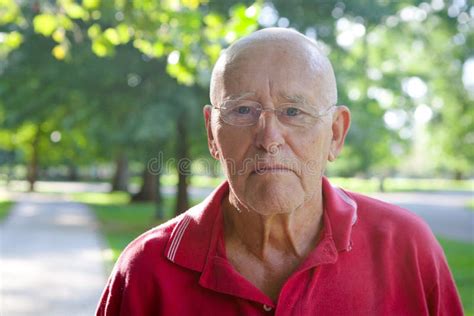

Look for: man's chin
[245,198,303,216]
[252,175,300,192]
[244,183,305,214]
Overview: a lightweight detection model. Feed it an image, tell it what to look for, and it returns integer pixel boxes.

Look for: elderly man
[97,28,462,315]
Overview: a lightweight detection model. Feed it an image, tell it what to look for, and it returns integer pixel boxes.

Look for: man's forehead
[210,28,338,107]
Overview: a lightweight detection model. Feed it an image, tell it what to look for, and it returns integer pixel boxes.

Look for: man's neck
[222,190,324,261]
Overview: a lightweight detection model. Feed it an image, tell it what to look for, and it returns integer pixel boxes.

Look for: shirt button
[263,304,273,312]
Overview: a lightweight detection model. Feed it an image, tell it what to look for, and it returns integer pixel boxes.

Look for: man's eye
[285,107,301,116]
[235,106,252,114]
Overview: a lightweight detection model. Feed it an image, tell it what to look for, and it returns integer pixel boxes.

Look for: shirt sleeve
[95,246,159,316]
[95,266,123,316]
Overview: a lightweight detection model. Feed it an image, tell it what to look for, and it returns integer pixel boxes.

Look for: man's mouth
[253,165,293,174]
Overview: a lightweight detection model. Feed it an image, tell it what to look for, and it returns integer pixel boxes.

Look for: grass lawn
[438,238,474,316]
[84,192,474,314]
[71,191,131,205]
[0,196,13,222]
[161,174,225,188]
[91,201,163,271]
[467,199,474,212]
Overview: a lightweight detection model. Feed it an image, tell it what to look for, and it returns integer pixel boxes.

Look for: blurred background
[0,0,472,315]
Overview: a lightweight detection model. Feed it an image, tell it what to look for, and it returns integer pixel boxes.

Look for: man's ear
[203,105,219,160]
[328,105,351,161]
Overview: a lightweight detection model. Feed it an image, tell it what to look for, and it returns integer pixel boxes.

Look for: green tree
[1,0,262,216]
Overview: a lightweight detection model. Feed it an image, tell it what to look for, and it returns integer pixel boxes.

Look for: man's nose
[254,110,285,153]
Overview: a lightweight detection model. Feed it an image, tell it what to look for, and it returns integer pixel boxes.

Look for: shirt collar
[321,177,358,252]
[164,177,358,272]
[164,181,229,272]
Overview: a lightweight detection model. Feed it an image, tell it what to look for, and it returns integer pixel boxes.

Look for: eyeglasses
[211,100,335,127]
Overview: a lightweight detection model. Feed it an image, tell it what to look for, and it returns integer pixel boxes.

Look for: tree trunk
[67,163,79,181]
[111,152,129,192]
[378,175,385,192]
[454,170,463,180]
[132,167,165,219]
[6,150,15,185]
[154,173,164,220]
[132,167,160,202]
[175,114,189,216]
[27,124,41,192]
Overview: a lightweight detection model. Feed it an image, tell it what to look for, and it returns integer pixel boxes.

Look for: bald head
[210,28,337,108]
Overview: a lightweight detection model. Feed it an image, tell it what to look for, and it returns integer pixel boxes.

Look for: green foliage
[0,0,22,25]
[33,14,59,36]
[0,0,264,193]
[17,0,262,86]
[0,0,472,183]
[0,31,23,58]
[0,0,24,58]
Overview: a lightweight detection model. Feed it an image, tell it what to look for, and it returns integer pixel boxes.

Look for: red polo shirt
[96,178,463,315]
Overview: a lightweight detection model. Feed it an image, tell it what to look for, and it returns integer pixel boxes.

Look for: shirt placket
[273,238,338,316]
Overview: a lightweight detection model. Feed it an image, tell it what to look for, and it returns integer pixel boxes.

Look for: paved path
[0,193,106,316]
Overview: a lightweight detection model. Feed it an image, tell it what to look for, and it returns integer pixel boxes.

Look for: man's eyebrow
[282,94,309,105]
[224,92,256,101]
